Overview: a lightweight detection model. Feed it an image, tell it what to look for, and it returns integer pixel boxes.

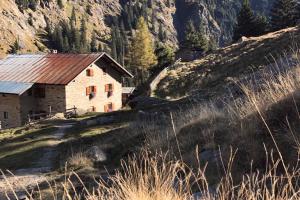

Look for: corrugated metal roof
[0,53,133,85]
[0,81,33,95]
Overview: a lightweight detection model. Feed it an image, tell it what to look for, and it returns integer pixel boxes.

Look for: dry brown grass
[3,46,300,200]
[67,152,93,169]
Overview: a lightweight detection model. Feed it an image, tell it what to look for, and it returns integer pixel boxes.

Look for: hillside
[1,26,300,199]
[154,27,300,100]
[0,0,274,54]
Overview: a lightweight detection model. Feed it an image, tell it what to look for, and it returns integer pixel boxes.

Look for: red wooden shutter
[93,86,97,94]
[104,105,108,112]
[90,69,94,77]
[105,84,109,92]
[86,87,90,96]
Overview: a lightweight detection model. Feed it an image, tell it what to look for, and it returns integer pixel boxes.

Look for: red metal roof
[0,53,133,85]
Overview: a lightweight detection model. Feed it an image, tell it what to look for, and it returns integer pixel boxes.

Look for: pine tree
[158,23,166,42]
[57,26,64,52]
[72,28,81,52]
[154,43,175,71]
[270,0,297,31]
[254,14,268,35]
[70,7,77,25]
[16,0,29,11]
[98,43,103,52]
[80,19,88,52]
[111,26,118,60]
[57,0,64,9]
[28,0,38,11]
[129,17,157,83]
[183,20,208,52]
[297,2,300,22]
[91,32,98,52]
[9,38,21,54]
[233,0,257,41]
[63,36,70,52]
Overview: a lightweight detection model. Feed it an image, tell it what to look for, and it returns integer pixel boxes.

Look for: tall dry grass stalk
[2,51,300,199]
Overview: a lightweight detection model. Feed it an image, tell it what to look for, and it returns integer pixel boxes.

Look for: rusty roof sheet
[0,81,33,95]
[0,53,133,85]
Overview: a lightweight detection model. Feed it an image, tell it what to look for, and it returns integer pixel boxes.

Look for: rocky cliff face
[0,0,273,54]
[0,0,121,54]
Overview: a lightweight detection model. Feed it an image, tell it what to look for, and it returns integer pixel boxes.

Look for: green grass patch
[0,125,58,170]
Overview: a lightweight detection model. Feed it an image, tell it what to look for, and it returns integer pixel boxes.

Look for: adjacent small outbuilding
[0,53,133,129]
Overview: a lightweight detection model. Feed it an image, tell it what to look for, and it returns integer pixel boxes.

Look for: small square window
[3,112,8,119]
[86,69,94,77]
[103,68,107,75]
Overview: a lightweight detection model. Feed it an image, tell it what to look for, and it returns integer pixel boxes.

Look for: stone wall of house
[18,85,66,124]
[0,94,21,128]
[65,60,123,114]
[36,84,66,113]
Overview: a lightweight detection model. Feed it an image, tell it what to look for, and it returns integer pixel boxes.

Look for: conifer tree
[56,26,64,52]
[9,38,21,54]
[70,7,77,25]
[158,23,166,42]
[154,43,175,71]
[270,0,297,31]
[130,17,157,83]
[183,20,208,52]
[297,2,300,22]
[57,0,64,9]
[233,0,257,41]
[111,26,118,60]
[91,32,98,52]
[98,43,103,52]
[63,36,70,52]
[28,0,38,11]
[73,28,81,52]
[80,19,88,52]
[254,14,268,35]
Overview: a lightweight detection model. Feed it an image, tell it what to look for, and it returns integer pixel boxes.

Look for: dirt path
[0,123,74,199]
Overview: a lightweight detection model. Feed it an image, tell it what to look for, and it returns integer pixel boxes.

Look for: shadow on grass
[56,126,145,172]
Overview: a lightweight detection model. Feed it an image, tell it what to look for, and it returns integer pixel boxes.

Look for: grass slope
[155,27,300,99]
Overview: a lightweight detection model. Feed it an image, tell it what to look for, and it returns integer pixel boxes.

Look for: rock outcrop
[0,0,273,54]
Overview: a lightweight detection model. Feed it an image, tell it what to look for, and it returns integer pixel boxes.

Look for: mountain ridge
[0,0,274,54]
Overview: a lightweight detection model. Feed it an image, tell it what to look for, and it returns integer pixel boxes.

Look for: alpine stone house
[0,53,133,129]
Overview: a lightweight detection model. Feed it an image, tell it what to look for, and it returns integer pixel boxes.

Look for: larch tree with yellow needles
[130,17,157,84]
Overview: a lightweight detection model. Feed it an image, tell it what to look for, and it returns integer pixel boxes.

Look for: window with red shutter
[105,84,109,92]
[86,87,91,96]
[86,69,94,77]
[91,86,97,94]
